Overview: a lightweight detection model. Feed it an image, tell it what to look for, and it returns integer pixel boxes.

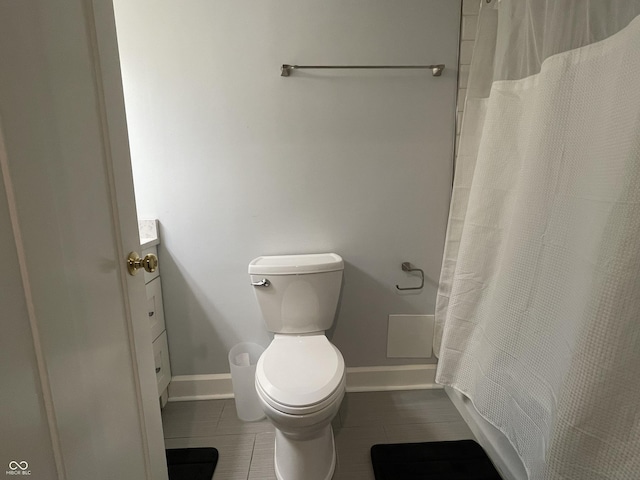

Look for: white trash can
[228,342,266,422]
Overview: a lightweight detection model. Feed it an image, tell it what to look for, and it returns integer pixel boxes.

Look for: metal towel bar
[281,64,445,77]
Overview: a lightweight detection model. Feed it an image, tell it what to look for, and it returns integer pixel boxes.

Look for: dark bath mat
[166,447,218,480]
[371,439,502,480]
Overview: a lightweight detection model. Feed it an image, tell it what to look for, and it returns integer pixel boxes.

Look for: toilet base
[273,424,336,480]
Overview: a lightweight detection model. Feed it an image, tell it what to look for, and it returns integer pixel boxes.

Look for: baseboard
[168,364,440,402]
[345,364,440,393]
[168,374,234,401]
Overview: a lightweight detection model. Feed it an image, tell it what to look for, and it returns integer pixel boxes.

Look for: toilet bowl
[256,334,345,480]
[249,253,345,480]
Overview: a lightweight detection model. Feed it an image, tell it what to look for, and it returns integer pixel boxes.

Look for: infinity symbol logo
[8,461,28,471]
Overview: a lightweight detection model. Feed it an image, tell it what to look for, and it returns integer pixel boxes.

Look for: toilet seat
[256,334,345,415]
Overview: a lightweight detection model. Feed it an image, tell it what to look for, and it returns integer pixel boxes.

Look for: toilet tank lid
[248,253,343,275]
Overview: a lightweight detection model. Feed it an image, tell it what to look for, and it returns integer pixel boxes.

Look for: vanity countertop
[139,219,160,249]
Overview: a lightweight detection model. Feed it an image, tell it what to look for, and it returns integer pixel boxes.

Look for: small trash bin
[228,342,266,422]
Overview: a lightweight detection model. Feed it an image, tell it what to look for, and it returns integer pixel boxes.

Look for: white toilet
[248,253,346,480]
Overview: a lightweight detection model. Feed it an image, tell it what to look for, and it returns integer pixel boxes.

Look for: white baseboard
[345,364,439,392]
[168,374,234,402]
[168,364,440,402]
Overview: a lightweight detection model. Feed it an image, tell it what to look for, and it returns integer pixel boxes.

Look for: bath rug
[166,447,218,480]
[371,439,502,479]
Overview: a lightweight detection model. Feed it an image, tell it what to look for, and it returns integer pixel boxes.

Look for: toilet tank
[248,253,344,334]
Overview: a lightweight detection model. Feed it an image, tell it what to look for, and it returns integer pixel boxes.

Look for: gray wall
[114,0,461,375]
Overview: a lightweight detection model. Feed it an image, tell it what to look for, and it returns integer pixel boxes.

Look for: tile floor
[162,388,474,480]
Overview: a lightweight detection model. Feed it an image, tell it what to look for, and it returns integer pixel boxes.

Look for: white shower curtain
[435,1,640,479]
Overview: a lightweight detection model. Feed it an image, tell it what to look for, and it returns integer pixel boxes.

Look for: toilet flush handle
[251,278,271,287]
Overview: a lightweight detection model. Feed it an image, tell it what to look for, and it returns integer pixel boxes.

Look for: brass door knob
[127,251,158,276]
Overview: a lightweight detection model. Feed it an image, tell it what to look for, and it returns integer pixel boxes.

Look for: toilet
[248,253,345,480]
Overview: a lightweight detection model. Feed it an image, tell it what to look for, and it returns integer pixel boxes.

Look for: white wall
[114,0,461,375]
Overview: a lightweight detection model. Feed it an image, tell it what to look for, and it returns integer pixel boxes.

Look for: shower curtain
[434,1,640,479]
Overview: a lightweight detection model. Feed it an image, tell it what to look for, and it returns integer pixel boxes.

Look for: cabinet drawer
[146,277,165,342]
[141,245,160,284]
[152,331,171,396]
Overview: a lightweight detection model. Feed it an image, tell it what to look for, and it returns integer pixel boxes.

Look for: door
[0,1,167,479]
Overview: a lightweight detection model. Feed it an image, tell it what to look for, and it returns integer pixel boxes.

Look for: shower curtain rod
[280,64,445,77]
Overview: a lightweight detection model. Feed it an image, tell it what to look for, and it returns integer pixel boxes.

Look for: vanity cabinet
[141,238,172,407]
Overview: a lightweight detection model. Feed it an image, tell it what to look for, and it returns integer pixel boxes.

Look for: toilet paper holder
[396,262,424,291]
